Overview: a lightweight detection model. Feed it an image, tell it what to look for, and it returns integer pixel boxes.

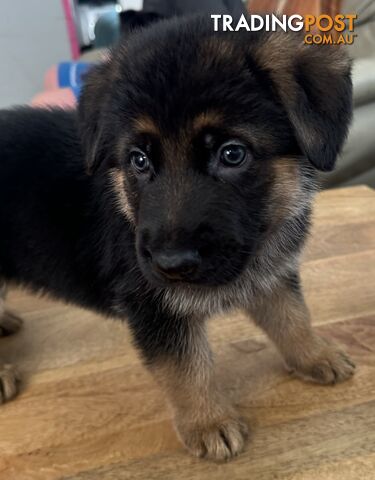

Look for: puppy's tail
[119,10,165,36]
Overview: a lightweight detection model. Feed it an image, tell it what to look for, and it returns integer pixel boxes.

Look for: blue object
[57,62,94,98]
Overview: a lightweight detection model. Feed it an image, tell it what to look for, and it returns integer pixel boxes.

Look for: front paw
[175,412,248,461]
[288,339,356,385]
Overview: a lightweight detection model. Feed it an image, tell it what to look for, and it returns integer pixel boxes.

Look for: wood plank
[312,186,375,226]
[304,221,375,262]
[64,400,375,480]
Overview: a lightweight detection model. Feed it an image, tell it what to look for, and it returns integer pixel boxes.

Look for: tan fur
[229,124,279,150]
[192,111,223,133]
[269,157,307,227]
[161,254,296,318]
[192,113,278,151]
[253,37,300,133]
[150,321,248,460]
[253,30,301,78]
[247,280,355,384]
[108,168,136,225]
[133,116,160,136]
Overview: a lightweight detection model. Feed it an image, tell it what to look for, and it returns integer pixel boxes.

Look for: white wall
[0,0,71,107]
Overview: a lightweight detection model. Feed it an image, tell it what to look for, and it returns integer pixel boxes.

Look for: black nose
[152,249,201,280]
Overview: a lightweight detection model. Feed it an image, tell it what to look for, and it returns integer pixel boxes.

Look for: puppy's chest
[160,260,290,317]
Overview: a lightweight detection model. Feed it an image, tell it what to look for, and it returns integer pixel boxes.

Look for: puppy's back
[0,108,87,235]
[0,108,80,175]
[0,108,95,300]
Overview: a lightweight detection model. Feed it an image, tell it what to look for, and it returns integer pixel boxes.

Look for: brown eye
[129,149,150,173]
[219,143,247,167]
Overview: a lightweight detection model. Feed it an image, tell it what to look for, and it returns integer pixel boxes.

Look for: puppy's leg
[248,273,355,384]
[130,314,248,461]
[0,279,21,404]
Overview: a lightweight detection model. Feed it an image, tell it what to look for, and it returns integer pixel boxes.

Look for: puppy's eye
[129,149,150,174]
[219,143,247,167]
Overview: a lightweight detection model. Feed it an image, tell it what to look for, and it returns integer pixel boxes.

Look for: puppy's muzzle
[150,248,201,281]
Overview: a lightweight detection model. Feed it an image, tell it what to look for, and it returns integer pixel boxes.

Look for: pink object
[44,66,59,91]
[31,88,76,109]
[61,0,80,60]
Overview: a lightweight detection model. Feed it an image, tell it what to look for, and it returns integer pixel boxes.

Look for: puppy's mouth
[138,248,202,286]
[137,247,247,289]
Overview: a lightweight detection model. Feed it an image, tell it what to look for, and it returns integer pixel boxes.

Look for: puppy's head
[79,17,352,288]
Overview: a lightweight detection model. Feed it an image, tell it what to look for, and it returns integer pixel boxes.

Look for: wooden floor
[0,186,375,480]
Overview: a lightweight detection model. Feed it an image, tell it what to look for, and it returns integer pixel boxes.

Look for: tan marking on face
[192,111,224,133]
[108,168,136,225]
[133,116,160,136]
[269,157,303,226]
[229,124,279,151]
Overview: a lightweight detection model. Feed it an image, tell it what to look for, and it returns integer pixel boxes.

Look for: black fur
[0,17,352,367]
[119,10,164,36]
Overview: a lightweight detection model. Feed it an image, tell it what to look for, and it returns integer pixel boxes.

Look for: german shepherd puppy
[0,16,355,460]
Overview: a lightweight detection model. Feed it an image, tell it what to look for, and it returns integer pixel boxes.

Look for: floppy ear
[78,60,114,174]
[253,33,353,172]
